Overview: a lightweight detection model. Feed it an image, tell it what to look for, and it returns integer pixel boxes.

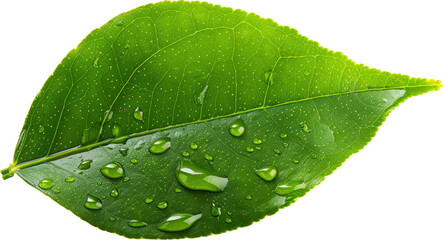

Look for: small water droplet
[149,137,171,154]
[78,160,92,170]
[255,146,262,150]
[123,177,130,182]
[130,158,138,164]
[283,142,289,148]
[65,176,75,183]
[274,149,281,155]
[311,154,317,159]
[84,194,102,210]
[197,85,209,105]
[253,139,262,145]
[182,151,190,157]
[300,122,311,133]
[255,166,278,181]
[119,148,128,156]
[134,139,144,150]
[176,159,228,192]
[128,220,147,228]
[225,218,232,224]
[101,195,106,199]
[133,107,144,122]
[190,143,198,150]
[293,160,300,164]
[304,71,310,76]
[97,181,102,186]
[157,201,168,209]
[38,125,45,133]
[211,203,221,217]
[245,195,252,200]
[112,124,123,137]
[116,20,124,27]
[109,217,116,221]
[38,179,54,190]
[175,188,182,193]
[280,133,287,138]
[145,198,153,204]
[93,57,99,68]
[100,162,124,179]
[157,213,202,232]
[266,129,271,133]
[53,188,61,194]
[204,154,213,161]
[246,147,254,153]
[275,181,307,196]
[110,189,119,197]
[229,118,245,137]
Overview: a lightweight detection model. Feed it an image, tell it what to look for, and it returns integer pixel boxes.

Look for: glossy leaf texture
[3,1,441,239]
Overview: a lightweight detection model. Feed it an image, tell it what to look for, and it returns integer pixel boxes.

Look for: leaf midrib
[7,84,439,176]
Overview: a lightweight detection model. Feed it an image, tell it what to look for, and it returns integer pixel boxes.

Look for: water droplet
[128,220,147,228]
[255,166,278,181]
[182,151,190,157]
[176,159,228,192]
[283,142,289,148]
[157,201,168,209]
[211,203,221,217]
[253,139,262,145]
[293,160,300,164]
[65,176,75,183]
[38,179,54,190]
[112,124,123,138]
[133,107,144,122]
[204,154,213,161]
[304,71,310,76]
[97,181,102,186]
[157,213,202,232]
[53,188,61,194]
[246,147,254,153]
[275,181,307,196]
[100,162,124,179]
[229,118,245,137]
[311,154,317,159]
[149,137,171,154]
[266,129,271,133]
[255,146,262,150]
[274,149,281,155]
[280,133,287,138]
[84,194,102,210]
[225,218,232,224]
[134,139,144,150]
[78,160,92,170]
[130,158,138,164]
[145,198,153,204]
[123,177,130,182]
[116,20,124,27]
[110,189,119,197]
[197,85,209,105]
[38,125,44,133]
[300,122,311,133]
[101,195,106,199]
[245,195,252,200]
[119,148,128,156]
[175,188,182,193]
[93,57,99,68]
[190,143,198,150]
[109,217,116,221]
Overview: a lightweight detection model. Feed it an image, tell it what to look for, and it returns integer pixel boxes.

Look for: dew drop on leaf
[175,188,182,193]
[189,142,198,150]
[128,220,147,228]
[157,201,168,209]
[275,181,307,196]
[100,162,125,179]
[197,85,209,105]
[115,20,124,27]
[134,139,144,150]
[123,177,130,182]
[176,159,228,192]
[84,194,102,210]
[110,189,119,198]
[204,154,213,161]
[130,158,138,164]
[182,151,190,157]
[78,160,92,170]
[211,203,221,217]
[225,218,232,224]
[149,137,171,154]
[53,188,61,194]
[119,148,128,156]
[65,176,75,183]
[245,195,252,200]
[157,213,202,232]
[93,57,99,68]
[246,147,254,153]
[112,124,123,138]
[144,198,153,204]
[255,166,278,181]
[38,125,44,133]
[253,139,262,145]
[273,149,281,155]
[229,118,245,137]
[133,107,144,122]
[280,133,287,138]
[38,179,54,190]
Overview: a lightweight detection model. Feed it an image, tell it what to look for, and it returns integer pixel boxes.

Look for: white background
[0,0,442,239]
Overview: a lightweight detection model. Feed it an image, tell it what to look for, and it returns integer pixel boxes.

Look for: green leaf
[1,1,441,239]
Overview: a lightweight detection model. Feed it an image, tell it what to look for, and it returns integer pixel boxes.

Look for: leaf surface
[2,1,441,239]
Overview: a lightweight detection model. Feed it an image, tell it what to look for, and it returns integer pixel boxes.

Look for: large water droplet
[84,194,102,210]
[128,220,147,228]
[110,189,119,197]
[255,166,278,181]
[229,118,245,137]
[190,143,198,150]
[78,160,92,170]
[176,159,228,192]
[157,213,202,232]
[211,203,221,217]
[149,137,171,154]
[275,181,307,196]
[197,85,209,105]
[182,151,190,157]
[157,201,168,209]
[145,198,153,204]
[253,139,262,145]
[133,107,144,122]
[38,179,54,190]
[100,162,124,179]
